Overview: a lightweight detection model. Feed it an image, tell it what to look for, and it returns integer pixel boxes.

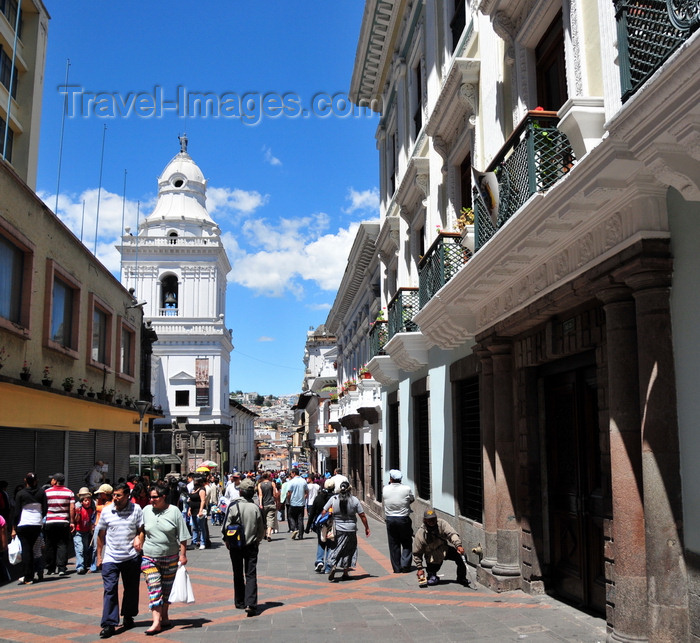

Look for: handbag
[320,512,335,543]
[8,535,22,565]
[169,564,195,604]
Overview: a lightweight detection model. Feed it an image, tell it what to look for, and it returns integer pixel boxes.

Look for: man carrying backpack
[222,478,264,616]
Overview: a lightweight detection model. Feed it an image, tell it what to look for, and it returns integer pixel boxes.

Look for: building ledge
[366,355,399,385]
[385,332,428,372]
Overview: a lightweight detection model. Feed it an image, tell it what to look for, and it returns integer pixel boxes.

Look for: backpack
[222,499,246,548]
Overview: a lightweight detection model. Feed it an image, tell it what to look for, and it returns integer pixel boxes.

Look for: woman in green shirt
[137,483,190,635]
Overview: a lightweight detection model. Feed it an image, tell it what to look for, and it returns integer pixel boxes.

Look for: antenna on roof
[179,133,188,153]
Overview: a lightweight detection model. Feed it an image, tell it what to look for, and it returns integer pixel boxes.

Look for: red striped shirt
[45,486,75,523]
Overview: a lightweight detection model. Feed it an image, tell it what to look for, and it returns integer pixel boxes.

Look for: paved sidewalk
[0,513,607,642]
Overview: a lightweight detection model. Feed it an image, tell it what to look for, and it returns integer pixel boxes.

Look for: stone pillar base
[477,567,523,592]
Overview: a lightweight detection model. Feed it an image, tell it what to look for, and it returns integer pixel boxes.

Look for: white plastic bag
[8,535,22,565]
[169,564,195,604]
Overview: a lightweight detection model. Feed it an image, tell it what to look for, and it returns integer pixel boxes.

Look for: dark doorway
[543,361,606,614]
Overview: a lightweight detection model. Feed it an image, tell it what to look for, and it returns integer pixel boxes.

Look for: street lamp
[135,400,152,477]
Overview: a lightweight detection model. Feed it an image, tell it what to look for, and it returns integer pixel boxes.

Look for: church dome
[142,135,219,234]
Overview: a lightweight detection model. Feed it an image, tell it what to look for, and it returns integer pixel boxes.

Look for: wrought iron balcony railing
[418,232,471,308]
[387,288,419,340]
[615,0,699,102]
[369,320,388,358]
[473,111,574,251]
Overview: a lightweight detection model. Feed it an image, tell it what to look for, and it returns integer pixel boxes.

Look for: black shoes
[245,606,257,617]
[328,566,338,581]
[122,616,135,629]
[99,625,115,639]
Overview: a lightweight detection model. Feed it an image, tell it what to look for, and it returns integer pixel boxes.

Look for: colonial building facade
[350,1,700,640]
[119,137,233,473]
[324,222,383,513]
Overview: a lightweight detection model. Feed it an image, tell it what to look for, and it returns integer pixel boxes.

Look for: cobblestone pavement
[0,514,607,642]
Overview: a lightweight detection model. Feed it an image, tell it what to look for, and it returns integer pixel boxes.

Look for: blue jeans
[191,515,205,546]
[73,531,94,571]
[315,531,332,572]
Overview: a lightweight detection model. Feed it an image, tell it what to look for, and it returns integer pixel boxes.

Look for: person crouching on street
[222,478,264,616]
[412,509,468,587]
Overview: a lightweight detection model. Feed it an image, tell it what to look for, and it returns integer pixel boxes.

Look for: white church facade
[119,137,233,473]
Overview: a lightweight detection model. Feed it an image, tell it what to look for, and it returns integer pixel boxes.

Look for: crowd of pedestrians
[0,464,472,637]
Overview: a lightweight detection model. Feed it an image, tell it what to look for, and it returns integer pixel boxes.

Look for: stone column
[490,342,520,578]
[627,269,689,642]
[598,286,648,642]
[477,345,497,570]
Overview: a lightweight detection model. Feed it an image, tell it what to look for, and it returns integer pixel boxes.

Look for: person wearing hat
[73,487,96,574]
[44,472,75,577]
[382,470,415,573]
[222,477,265,616]
[412,509,468,587]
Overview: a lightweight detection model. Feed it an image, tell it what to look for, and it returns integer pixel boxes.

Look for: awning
[129,454,182,466]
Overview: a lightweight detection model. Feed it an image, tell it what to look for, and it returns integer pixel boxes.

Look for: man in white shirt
[224,473,241,501]
[328,468,349,493]
[96,483,144,638]
[382,469,415,573]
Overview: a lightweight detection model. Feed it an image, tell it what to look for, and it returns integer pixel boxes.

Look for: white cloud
[344,187,379,214]
[262,145,282,167]
[307,302,332,311]
[226,219,363,297]
[258,336,275,342]
[207,187,269,216]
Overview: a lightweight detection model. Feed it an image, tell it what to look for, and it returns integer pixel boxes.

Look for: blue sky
[36,2,379,395]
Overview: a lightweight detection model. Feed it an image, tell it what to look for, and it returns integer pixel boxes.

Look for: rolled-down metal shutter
[67,431,95,492]
[35,430,66,486]
[95,430,115,483]
[114,433,131,483]
[1,428,35,492]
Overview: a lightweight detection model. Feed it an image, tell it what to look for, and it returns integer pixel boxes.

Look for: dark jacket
[306,488,333,533]
[13,486,47,527]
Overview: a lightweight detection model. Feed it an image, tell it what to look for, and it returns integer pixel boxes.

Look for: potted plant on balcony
[41,366,52,387]
[77,379,88,395]
[457,206,475,252]
[359,365,371,379]
[344,378,357,392]
[20,361,31,381]
[87,386,96,398]
[0,346,8,371]
[62,376,74,392]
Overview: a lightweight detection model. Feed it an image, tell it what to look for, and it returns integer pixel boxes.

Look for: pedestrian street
[0,514,607,642]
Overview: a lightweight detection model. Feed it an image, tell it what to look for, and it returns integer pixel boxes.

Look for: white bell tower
[119,136,233,449]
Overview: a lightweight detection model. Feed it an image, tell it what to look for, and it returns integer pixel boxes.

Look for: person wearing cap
[412,509,468,587]
[73,487,96,574]
[382,470,415,573]
[44,473,75,577]
[222,477,265,616]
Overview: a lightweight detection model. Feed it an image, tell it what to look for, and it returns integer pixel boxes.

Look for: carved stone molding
[385,332,429,371]
[366,355,399,385]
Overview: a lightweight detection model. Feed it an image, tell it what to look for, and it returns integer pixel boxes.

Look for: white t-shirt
[307,482,320,505]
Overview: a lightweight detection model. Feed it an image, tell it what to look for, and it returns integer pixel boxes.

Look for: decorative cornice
[377,215,400,263]
[350,0,408,107]
[395,155,429,209]
[425,58,480,140]
[384,332,428,371]
[366,355,399,385]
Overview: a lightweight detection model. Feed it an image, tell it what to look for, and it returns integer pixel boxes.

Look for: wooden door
[545,365,605,613]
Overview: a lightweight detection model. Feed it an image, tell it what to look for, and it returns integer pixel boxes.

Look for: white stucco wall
[668,187,700,554]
